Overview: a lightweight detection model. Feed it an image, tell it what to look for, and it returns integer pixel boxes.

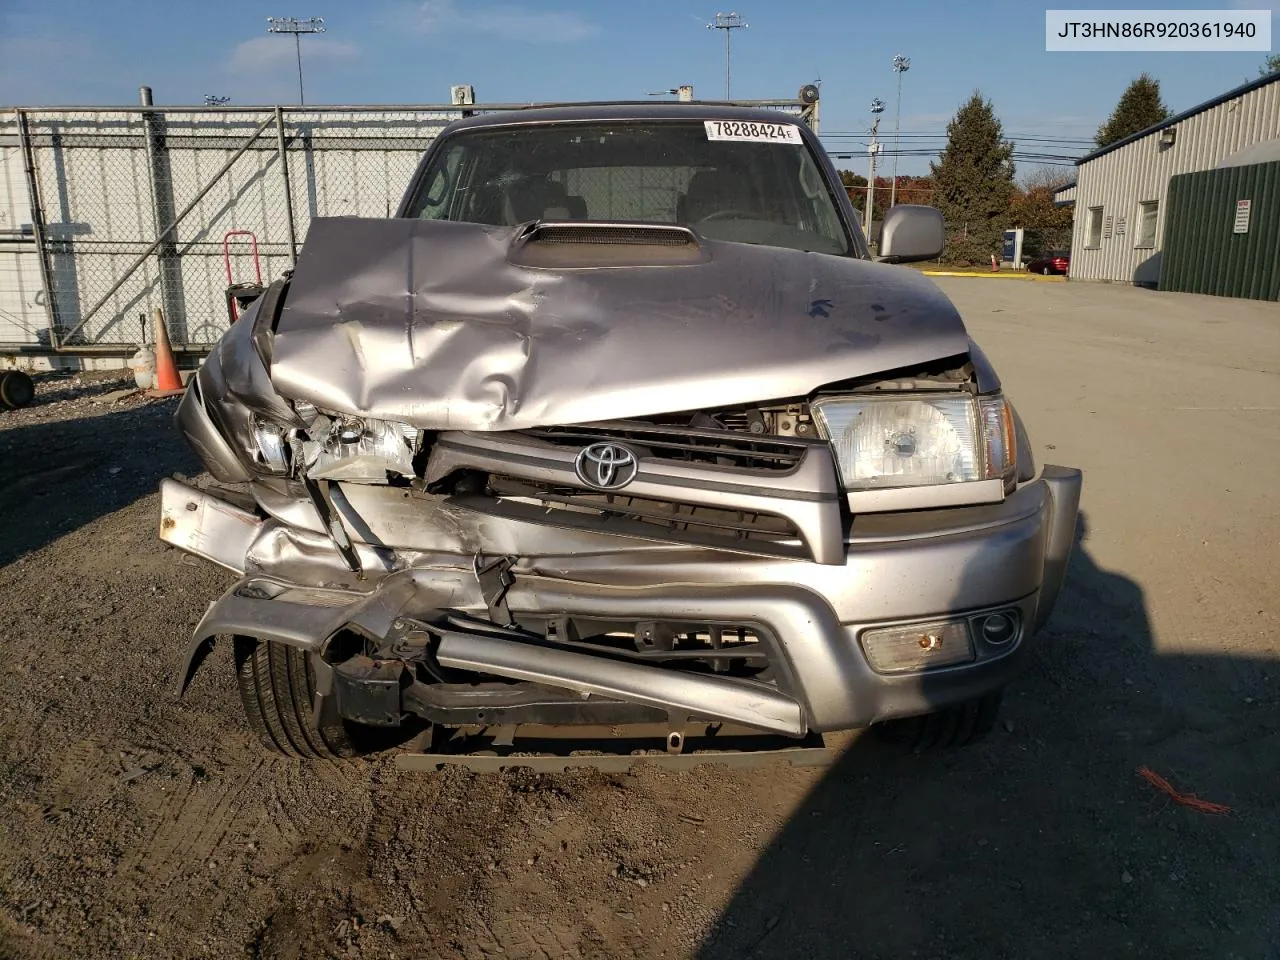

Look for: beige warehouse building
[1057,72,1280,288]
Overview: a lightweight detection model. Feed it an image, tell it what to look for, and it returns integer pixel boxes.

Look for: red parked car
[1026,253,1069,276]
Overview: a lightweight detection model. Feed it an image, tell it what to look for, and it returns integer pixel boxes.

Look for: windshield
[405,120,852,256]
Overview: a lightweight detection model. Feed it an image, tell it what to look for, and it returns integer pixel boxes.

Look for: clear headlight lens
[248,410,418,482]
[250,416,290,474]
[303,413,417,482]
[811,393,1016,491]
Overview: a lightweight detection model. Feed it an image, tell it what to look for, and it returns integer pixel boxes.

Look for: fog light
[978,612,1017,645]
[861,619,975,674]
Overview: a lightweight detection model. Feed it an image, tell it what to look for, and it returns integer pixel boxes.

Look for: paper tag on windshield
[704,120,803,144]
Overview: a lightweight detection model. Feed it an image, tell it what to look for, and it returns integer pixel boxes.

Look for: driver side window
[415,143,465,220]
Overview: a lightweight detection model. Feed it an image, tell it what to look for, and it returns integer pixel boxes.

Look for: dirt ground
[1,279,1277,960]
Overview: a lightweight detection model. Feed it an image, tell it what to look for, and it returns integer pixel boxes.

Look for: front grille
[487,475,802,548]
[525,423,808,473]
[431,417,840,562]
[699,410,753,431]
[555,621,772,679]
[442,611,775,681]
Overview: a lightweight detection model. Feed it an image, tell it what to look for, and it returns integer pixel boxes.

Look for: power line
[831,158,1079,167]
[828,148,1088,159]
[824,139,1088,165]
[823,129,1094,135]
[822,132,1094,144]
[824,138,1093,147]
[822,130,1096,141]
[829,148,1082,163]
[832,146,1083,156]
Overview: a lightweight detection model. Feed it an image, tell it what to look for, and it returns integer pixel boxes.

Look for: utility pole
[890,53,910,209]
[706,12,747,100]
[866,98,885,235]
[266,17,326,105]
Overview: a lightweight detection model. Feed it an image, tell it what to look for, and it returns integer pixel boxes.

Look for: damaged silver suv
[161,104,1081,760]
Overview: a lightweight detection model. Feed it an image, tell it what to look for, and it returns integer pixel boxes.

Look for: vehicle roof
[440,102,811,133]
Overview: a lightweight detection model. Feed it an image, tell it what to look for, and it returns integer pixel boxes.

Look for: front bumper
[161,465,1081,733]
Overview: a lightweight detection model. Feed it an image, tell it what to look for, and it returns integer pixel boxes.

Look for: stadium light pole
[889,53,910,208]
[706,12,747,100]
[266,17,326,105]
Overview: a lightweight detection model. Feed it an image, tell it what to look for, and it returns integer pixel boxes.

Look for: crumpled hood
[269,217,969,430]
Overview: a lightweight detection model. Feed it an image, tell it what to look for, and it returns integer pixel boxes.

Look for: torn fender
[173,568,469,697]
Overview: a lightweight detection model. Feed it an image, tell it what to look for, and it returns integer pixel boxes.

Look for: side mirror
[876,204,945,264]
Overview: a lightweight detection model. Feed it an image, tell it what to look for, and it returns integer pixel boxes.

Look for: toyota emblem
[574,442,639,490]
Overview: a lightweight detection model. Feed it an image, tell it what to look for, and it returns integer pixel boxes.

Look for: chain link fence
[1,100,814,355]
[1,107,460,351]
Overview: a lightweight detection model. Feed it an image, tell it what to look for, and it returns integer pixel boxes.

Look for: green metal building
[1063,73,1280,301]
[1161,157,1280,301]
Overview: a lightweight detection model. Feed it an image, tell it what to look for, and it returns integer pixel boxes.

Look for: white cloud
[409,0,599,43]
[227,35,361,74]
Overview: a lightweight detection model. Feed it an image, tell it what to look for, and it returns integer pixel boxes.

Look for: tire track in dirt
[123,756,269,882]
[44,738,116,815]
[477,917,584,959]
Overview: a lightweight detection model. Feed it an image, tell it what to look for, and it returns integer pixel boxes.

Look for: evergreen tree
[928,92,1015,266]
[1261,54,1280,78]
[1095,74,1171,148]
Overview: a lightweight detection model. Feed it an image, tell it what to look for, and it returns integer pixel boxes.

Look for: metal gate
[0,97,817,356]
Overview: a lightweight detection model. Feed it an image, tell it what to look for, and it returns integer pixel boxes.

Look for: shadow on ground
[697,513,1280,959]
[0,400,200,567]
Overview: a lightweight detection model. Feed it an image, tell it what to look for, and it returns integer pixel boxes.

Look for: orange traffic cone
[148,307,186,397]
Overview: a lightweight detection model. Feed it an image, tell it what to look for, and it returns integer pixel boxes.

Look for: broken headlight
[810,393,1016,491]
[301,412,418,482]
[250,416,291,475]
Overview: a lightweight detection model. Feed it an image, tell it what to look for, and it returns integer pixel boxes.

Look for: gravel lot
[1,279,1277,959]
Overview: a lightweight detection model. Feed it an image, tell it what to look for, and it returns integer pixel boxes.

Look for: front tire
[0,370,35,409]
[1041,266,1052,276]
[233,637,364,758]
[874,690,1003,751]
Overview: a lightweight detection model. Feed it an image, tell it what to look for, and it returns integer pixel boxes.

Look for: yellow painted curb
[921,271,1067,281]
[922,271,1020,278]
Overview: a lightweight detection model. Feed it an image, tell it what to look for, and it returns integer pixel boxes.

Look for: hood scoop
[511,220,708,267]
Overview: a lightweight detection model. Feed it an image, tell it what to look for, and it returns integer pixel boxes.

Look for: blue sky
[1,0,1275,176]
